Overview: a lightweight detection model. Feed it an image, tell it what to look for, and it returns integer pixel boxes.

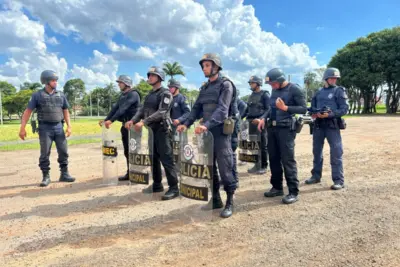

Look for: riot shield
[128,126,152,186]
[179,131,213,202]
[172,128,180,173]
[238,120,261,166]
[102,124,123,185]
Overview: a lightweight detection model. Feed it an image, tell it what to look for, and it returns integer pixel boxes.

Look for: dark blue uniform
[170,93,190,122]
[237,99,247,119]
[244,90,270,170]
[28,89,69,172]
[104,89,141,174]
[265,83,306,196]
[310,86,349,185]
[131,86,178,190]
[185,75,236,193]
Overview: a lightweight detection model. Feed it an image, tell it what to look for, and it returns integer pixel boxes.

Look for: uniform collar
[43,87,57,95]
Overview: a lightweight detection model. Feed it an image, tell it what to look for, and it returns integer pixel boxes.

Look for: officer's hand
[104,120,112,129]
[195,125,207,134]
[125,121,133,129]
[317,112,329,119]
[252,119,260,125]
[199,118,204,125]
[173,119,180,126]
[134,121,144,132]
[177,125,187,133]
[66,126,72,137]
[311,114,318,119]
[257,119,265,132]
[98,120,104,127]
[19,128,27,140]
[276,98,288,111]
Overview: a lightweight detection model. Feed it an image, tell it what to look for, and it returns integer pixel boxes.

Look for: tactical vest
[314,86,343,113]
[198,76,237,123]
[143,87,171,119]
[247,90,268,119]
[269,83,296,122]
[37,90,64,123]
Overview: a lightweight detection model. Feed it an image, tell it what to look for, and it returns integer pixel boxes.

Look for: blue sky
[246,0,400,65]
[0,0,399,95]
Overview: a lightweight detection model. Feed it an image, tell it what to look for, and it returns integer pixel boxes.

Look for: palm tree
[20,82,42,91]
[163,62,185,79]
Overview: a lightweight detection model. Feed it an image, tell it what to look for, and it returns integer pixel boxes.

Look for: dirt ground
[1,116,400,267]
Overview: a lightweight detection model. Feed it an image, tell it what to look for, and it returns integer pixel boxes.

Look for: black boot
[331,182,345,190]
[220,192,234,218]
[282,194,298,204]
[161,186,179,201]
[305,176,321,185]
[201,191,223,210]
[256,168,267,175]
[118,172,129,181]
[59,169,75,183]
[264,187,284,198]
[247,163,260,174]
[142,183,164,194]
[40,172,51,187]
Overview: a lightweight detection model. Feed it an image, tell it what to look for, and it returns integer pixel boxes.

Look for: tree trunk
[386,85,392,113]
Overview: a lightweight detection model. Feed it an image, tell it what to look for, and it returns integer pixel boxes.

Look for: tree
[303,71,324,103]
[329,27,400,114]
[134,79,152,103]
[63,79,86,119]
[180,87,199,108]
[0,81,17,96]
[163,62,185,79]
[3,90,35,119]
[20,82,42,91]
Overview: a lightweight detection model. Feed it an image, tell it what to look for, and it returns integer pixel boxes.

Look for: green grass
[0,117,105,142]
[0,138,101,151]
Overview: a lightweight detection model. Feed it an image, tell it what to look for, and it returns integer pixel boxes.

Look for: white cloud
[315,51,322,55]
[69,50,118,89]
[106,41,155,61]
[2,0,321,91]
[132,72,145,85]
[276,22,285,28]
[0,9,67,87]
[46,36,59,45]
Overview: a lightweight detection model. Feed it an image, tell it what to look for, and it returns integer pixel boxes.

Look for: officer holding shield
[243,75,270,175]
[100,75,141,181]
[177,53,237,218]
[126,66,179,201]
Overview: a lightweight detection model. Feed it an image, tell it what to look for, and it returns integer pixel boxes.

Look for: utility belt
[38,120,63,125]
[267,117,295,130]
[314,117,346,130]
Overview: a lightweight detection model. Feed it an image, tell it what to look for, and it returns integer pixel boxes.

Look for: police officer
[237,98,248,119]
[19,70,75,187]
[168,79,190,126]
[305,68,349,190]
[258,68,306,204]
[125,66,179,201]
[243,76,270,175]
[99,75,141,181]
[177,53,237,218]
